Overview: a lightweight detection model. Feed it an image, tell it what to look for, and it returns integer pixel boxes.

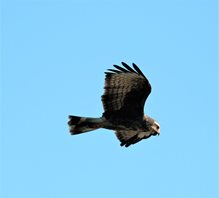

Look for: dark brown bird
[68,62,160,147]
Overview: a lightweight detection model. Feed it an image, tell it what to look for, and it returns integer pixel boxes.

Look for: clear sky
[1,0,218,198]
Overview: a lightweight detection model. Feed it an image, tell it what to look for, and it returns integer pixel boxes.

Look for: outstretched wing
[116,130,152,147]
[101,62,151,121]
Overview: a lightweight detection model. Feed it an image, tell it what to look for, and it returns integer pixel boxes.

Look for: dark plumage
[68,62,160,147]
[102,62,151,121]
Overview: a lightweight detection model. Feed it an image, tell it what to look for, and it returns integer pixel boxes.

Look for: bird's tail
[68,115,104,135]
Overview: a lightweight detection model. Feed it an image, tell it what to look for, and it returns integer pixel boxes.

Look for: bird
[68,62,160,147]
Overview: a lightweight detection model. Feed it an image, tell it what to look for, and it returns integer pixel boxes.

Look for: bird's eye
[156,125,160,129]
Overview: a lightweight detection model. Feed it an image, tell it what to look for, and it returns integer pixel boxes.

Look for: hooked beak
[151,126,160,136]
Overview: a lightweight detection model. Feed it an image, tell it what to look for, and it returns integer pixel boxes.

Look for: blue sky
[1,0,218,198]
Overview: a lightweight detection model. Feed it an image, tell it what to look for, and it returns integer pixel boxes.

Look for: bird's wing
[115,130,151,147]
[101,62,151,120]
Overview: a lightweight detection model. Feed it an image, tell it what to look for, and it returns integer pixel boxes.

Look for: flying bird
[68,62,160,147]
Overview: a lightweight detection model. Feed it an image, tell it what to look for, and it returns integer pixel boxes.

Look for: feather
[104,72,113,75]
[121,62,137,73]
[113,65,129,73]
[107,69,121,73]
[132,63,146,79]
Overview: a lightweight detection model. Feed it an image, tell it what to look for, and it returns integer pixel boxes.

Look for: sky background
[1,0,218,198]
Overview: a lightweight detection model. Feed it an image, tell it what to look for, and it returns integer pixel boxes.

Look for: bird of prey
[68,62,160,147]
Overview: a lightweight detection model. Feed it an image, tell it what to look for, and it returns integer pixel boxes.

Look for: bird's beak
[151,126,160,136]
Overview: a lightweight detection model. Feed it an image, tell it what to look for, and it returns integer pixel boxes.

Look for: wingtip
[105,62,147,80]
[132,63,147,79]
[132,62,137,67]
[121,61,126,65]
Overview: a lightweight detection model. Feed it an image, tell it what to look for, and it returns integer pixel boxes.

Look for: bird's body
[68,62,160,147]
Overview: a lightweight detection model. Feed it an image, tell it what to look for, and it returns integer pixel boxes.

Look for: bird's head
[144,115,160,136]
[150,121,160,136]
